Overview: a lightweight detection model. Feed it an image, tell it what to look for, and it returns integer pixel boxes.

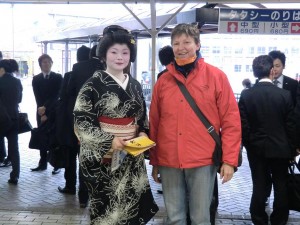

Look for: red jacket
[149,58,241,168]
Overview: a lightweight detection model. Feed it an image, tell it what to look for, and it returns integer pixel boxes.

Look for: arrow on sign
[227,22,238,32]
[291,23,300,33]
[292,24,300,32]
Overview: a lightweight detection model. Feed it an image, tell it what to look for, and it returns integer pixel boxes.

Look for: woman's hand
[111,137,126,151]
[138,131,148,137]
[152,165,161,183]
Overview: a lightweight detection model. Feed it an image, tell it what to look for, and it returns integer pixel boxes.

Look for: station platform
[0,77,299,225]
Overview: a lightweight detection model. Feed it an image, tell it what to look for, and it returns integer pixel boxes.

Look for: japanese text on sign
[219,8,300,35]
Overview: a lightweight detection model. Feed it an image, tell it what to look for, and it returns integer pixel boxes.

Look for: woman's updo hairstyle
[97,25,137,63]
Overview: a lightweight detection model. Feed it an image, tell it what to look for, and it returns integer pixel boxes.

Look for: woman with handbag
[149,23,241,225]
[0,59,23,184]
[73,25,158,224]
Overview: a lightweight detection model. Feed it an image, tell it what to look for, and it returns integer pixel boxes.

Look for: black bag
[18,112,33,134]
[28,124,49,150]
[48,145,70,168]
[287,162,300,212]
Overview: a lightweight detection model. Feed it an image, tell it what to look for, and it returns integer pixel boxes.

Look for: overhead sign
[219,8,300,35]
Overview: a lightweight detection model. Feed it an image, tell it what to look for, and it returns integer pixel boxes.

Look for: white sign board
[219,8,300,35]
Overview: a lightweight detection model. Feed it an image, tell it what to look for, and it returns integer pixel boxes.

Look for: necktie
[273,79,279,86]
[45,74,49,79]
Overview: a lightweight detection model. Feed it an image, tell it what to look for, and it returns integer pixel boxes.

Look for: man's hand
[40,114,48,123]
[152,166,161,183]
[219,163,234,184]
[37,106,46,116]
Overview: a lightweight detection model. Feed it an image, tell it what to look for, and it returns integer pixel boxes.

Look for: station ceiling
[1,0,300,44]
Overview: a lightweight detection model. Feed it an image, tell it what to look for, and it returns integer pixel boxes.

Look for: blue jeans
[159,165,217,225]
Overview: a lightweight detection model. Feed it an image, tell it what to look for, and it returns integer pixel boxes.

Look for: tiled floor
[0,77,299,225]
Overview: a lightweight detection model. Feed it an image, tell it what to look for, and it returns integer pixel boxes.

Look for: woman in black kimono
[73,25,158,225]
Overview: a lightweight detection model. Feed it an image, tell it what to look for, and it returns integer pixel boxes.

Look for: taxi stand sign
[218,8,300,35]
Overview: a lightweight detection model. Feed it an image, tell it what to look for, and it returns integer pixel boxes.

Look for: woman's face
[172,34,200,59]
[105,43,130,73]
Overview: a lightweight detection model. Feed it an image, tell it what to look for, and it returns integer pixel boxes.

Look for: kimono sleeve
[73,78,114,164]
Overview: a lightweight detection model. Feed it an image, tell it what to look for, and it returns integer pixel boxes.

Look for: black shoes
[8,178,18,185]
[58,186,76,195]
[30,165,47,171]
[52,168,61,175]
[157,190,163,194]
[80,202,88,208]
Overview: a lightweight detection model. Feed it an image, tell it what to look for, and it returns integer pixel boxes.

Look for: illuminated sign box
[219,8,300,35]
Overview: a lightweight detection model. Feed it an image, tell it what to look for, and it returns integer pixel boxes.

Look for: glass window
[224,46,232,55]
[248,47,255,55]
[257,46,266,54]
[212,46,221,54]
[235,48,243,54]
[246,65,253,72]
[234,65,242,72]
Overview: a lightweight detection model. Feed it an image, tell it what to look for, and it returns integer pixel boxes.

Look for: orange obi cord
[98,116,134,125]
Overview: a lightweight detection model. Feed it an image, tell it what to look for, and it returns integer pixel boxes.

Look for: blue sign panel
[219,8,300,35]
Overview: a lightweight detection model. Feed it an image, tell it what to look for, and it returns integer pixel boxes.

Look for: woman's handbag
[18,112,33,134]
[287,161,300,212]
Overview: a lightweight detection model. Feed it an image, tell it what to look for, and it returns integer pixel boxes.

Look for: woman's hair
[38,54,53,67]
[97,25,137,63]
[90,44,98,59]
[171,23,200,46]
[252,55,273,79]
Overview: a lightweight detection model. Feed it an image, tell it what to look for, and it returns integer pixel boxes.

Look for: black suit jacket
[68,58,104,98]
[282,75,298,105]
[55,71,78,147]
[0,73,22,120]
[239,81,297,158]
[32,71,62,124]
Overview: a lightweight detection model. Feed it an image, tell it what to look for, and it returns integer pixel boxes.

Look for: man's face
[272,58,284,79]
[40,58,52,73]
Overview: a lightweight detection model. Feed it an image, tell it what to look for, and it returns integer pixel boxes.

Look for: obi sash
[98,116,137,164]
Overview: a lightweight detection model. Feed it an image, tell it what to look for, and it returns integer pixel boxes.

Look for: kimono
[73,71,158,225]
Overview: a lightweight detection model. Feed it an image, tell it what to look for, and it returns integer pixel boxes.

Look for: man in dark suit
[68,44,105,98]
[239,55,298,225]
[57,45,104,208]
[264,50,299,205]
[0,59,23,184]
[31,54,62,174]
[268,50,298,104]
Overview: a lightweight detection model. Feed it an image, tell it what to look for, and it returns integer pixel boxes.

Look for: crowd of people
[1,22,300,225]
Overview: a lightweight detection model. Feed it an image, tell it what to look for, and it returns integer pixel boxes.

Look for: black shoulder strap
[175,79,221,147]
